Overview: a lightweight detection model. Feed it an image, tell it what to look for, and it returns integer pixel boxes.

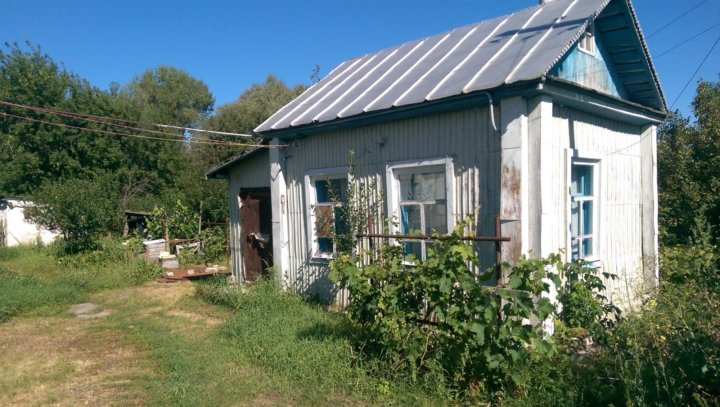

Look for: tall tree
[658,79,720,244]
[119,66,216,206]
[199,74,305,165]
[125,65,214,127]
[0,43,129,194]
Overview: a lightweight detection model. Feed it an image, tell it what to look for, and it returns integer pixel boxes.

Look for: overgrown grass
[0,240,162,322]
[195,278,450,405]
[500,245,720,406]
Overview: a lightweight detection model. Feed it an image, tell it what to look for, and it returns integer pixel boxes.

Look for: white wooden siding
[548,105,648,307]
[279,106,500,306]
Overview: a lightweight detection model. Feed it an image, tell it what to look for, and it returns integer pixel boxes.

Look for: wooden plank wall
[550,105,648,307]
[279,106,500,306]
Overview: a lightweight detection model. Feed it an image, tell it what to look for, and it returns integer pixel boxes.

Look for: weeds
[196,278,449,405]
[0,240,164,322]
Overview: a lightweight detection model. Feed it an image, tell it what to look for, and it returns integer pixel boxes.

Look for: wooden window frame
[304,167,349,261]
[386,157,455,261]
[578,25,595,55]
[566,150,602,262]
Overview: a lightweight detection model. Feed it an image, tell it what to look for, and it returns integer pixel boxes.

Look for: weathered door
[240,189,273,281]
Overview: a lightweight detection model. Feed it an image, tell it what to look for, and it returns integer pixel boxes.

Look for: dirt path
[0,281,225,406]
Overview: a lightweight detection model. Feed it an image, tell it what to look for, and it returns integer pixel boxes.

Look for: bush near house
[322,211,720,405]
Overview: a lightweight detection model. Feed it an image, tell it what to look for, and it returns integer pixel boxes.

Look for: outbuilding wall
[0,199,59,247]
[227,150,271,282]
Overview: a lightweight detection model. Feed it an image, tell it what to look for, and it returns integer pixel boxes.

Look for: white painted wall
[270,106,500,306]
[248,98,658,309]
[0,199,59,247]
[524,100,657,308]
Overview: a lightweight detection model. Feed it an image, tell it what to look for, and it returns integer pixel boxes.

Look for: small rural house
[207,0,667,307]
[0,195,59,247]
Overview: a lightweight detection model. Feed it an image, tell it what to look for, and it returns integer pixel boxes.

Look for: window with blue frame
[396,167,447,260]
[310,177,348,257]
[570,162,596,259]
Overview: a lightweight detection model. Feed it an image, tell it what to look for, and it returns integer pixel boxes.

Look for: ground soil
[0,281,222,406]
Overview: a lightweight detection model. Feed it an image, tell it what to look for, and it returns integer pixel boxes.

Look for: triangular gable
[548,0,666,111]
[256,0,664,134]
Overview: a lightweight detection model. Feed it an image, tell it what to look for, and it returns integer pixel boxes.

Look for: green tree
[125,65,214,126]
[658,79,720,244]
[0,43,129,194]
[25,174,122,253]
[182,75,306,225]
[199,74,305,165]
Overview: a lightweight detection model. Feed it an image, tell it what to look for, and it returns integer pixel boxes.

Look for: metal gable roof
[256,0,663,134]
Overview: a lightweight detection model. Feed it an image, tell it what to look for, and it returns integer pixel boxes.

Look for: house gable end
[548,0,666,112]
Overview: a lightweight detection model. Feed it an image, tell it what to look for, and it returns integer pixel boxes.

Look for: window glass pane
[398,171,445,201]
[315,179,347,203]
[403,241,422,260]
[425,203,447,234]
[582,201,593,235]
[571,165,593,196]
[570,201,579,237]
[571,238,579,260]
[314,206,334,238]
[317,237,333,254]
[400,205,422,235]
[582,237,593,257]
[334,207,348,235]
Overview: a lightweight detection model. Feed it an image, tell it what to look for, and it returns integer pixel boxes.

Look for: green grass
[0,241,162,321]
[195,279,450,406]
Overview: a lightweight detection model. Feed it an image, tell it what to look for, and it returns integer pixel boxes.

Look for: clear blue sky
[2,0,719,119]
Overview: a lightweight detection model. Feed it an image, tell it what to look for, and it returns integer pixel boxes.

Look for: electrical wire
[0,100,254,138]
[647,0,709,39]
[0,100,237,144]
[670,33,720,109]
[654,22,720,59]
[0,111,272,147]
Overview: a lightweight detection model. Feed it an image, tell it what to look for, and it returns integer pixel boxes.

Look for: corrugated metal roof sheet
[256,0,662,133]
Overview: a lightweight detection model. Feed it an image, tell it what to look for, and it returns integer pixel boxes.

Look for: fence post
[495,214,502,286]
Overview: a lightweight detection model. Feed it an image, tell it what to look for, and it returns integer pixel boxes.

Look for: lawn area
[0,245,447,406]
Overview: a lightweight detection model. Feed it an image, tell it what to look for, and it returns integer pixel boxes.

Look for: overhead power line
[0,100,255,139]
[654,22,720,59]
[0,111,260,147]
[670,33,720,109]
[647,0,709,39]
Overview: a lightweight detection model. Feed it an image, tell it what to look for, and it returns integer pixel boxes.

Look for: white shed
[0,196,59,247]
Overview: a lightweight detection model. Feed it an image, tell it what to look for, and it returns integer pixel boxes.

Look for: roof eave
[204,148,265,180]
[256,81,541,140]
[542,77,667,125]
[623,0,668,112]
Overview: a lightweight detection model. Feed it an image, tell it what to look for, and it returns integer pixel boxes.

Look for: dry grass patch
[0,316,153,406]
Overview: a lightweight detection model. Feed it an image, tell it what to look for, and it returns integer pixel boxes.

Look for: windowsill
[575,256,601,267]
[578,46,594,56]
[309,255,333,264]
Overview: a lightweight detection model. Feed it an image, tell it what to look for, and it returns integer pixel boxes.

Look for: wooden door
[240,189,272,281]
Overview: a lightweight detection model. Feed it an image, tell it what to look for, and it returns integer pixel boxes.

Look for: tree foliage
[25,174,122,253]
[0,42,305,251]
[658,79,720,244]
[200,75,305,165]
[0,43,130,194]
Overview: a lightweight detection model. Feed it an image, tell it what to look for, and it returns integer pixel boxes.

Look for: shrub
[557,259,620,342]
[330,220,562,398]
[25,173,122,254]
[129,260,163,283]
